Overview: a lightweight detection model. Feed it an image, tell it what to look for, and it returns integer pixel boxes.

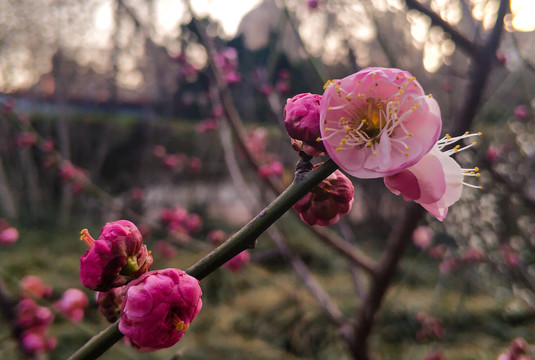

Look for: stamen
[80,229,96,248]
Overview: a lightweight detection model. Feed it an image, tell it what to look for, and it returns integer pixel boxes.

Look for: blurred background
[1,0,535,359]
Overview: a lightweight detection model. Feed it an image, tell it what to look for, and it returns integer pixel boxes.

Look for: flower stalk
[67,159,338,360]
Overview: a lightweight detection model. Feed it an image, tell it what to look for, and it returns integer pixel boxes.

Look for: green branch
[67,159,338,360]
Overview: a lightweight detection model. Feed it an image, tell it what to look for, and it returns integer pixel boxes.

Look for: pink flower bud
[412,225,433,249]
[258,160,284,179]
[54,288,89,323]
[0,226,19,245]
[207,230,226,245]
[307,0,319,9]
[320,67,441,178]
[119,268,203,351]
[15,132,37,148]
[20,330,56,355]
[224,250,251,272]
[514,105,529,121]
[294,168,354,226]
[19,275,52,299]
[284,93,326,156]
[96,287,125,323]
[16,299,54,330]
[79,220,153,291]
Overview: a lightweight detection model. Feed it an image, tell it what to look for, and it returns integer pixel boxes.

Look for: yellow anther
[478,132,482,136]
[408,133,413,137]
[316,137,321,142]
[366,141,372,147]
[474,167,479,171]
[445,134,451,139]
[465,131,469,135]
[372,73,377,77]
[472,141,477,145]
[345,95,351,101]
[373,151,377,156]
[478,185,483,190]
[325,127,329,132]
[328,106,332,110]
[476,173,481,177]
[405,146,410,150]
[404,152,408,157]
[335,147,341,152]
[428,94,433,98]
[399,90,404,94]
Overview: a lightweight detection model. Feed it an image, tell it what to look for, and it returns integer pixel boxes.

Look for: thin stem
[67,159,338,360]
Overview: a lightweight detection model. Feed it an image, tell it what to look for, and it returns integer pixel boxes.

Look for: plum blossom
[79,220,153,291]
[19,275,52,299]
[224,250,251,272]
[294,167,354,226]
[0,226,19,245]
[412,225,433,249]
[54,288,89,323]
[284,93,326,156]
[320,67,441,178]
[119,268,203,351]
[384,132,482,221]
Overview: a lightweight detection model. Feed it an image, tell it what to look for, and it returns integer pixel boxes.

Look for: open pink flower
[320,67,441,178]
[79,220,153,291]
[119,268,202,351]
[294,167,354,226]
[54,288,89,323]
[384,133,481,221]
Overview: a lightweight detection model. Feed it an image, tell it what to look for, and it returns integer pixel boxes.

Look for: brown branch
[184,1,378,276]
[404,0,479,58]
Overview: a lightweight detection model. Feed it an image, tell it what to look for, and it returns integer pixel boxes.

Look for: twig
[404,0,478,58]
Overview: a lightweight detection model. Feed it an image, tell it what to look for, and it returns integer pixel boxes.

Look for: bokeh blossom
[15,298,56,355]
[320,67,441,178]
[119,268,203,351]
[0,225,19,246]
[412,225,433,250]
[19,275,52,299]
[294,167,354,226]
[224,250,251,272]
[54,288,89,323]
[384,132,481,221]
[79,220,153,291]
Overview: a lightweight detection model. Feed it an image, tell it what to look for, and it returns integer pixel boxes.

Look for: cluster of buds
[0,218,19,246]
[78,220,203,351]
[15,298,56,355]
[284,67,482,223]
[19,275,52,299]
[215,47,241,85]
[152,145,202,175]
[242,127,285,181]
[161,206,202,239]
[58,160,88,194]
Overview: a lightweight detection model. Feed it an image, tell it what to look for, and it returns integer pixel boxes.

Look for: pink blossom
[461,247,485,263]
[258,160,284,179]
[96,287,125,323]
[412,225,433,249]
[385,133,481,221]
[439,258,458,274]
[188,157,202,175]
[79,220,153,291]
[294,167,354,226]
[15,132,37,148]
[19,275,52,299]
[486,145,500,163]
[284,93,326,156]
[307,0,320,9]
[119,268,203,351]
[54,288,89,323]
[154,240,177,260]
[195,118,218,133]
[20,330,56,355]
[207,230,226,245]
[224,250,251,272]
[0,226,19,245]
[152,145,167,158]
[320,67,441,178]
[514,105,529,121]
[130,188,144,201]
[16,299,54,330]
